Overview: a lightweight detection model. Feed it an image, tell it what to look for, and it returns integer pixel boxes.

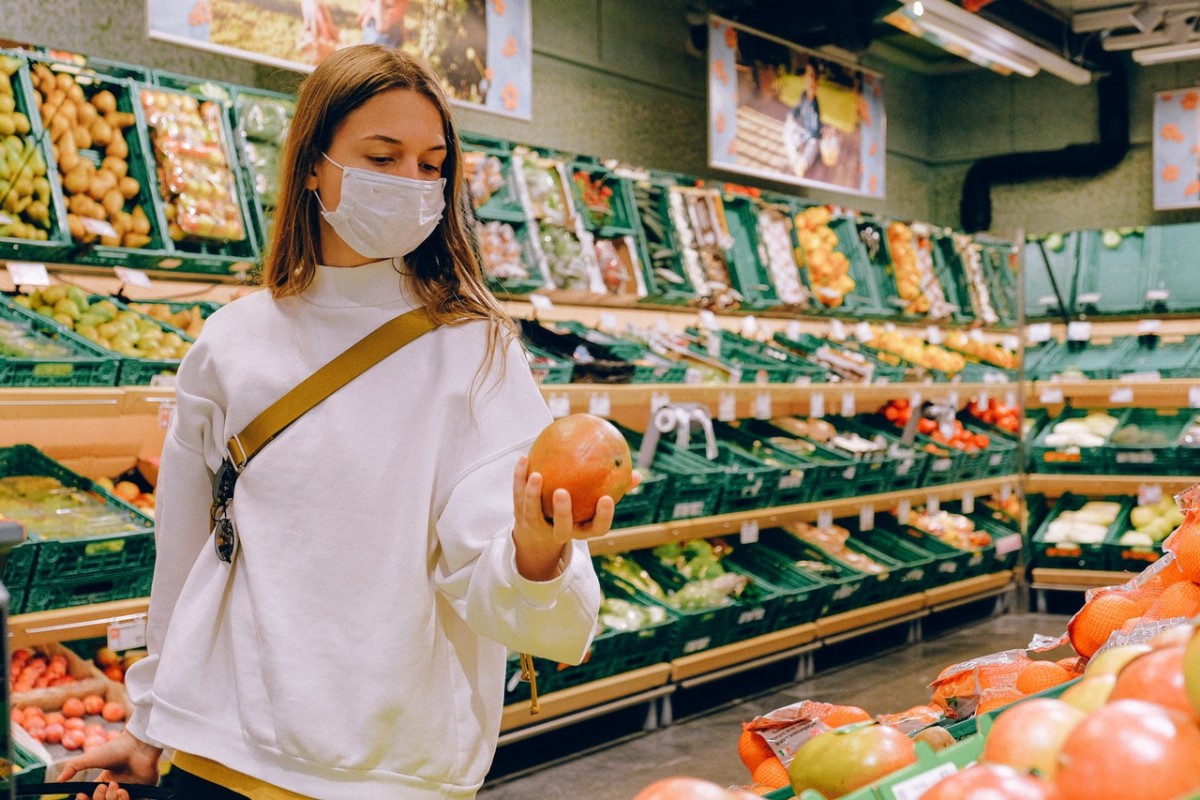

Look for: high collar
[301,258,416,308]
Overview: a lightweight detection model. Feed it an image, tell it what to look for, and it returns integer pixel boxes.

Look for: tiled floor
[480,610,1074,800]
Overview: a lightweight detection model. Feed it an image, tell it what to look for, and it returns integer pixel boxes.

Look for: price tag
[891,763,959,800]
[1037,294,1058,307]
[977,390,989,409]
[650,391,671,412]
[1109,385,1134,404]
[1039,387,1064,404]
[897,499,912,523]
[740,519,759,545]
[994,533,1023,556]
[684,368,703,385]
[840,392,856,417]
[158,399,176,429]
[698,309,719,330]
[754,391,772,420]
[817,510,833,530]
[1005,389,1017,408]
[854,321,874,342]
[828,318,848,341]
[1002,334,1020,352]
[548,393,570,418]
[741,315,759,338]
[80,217,118,239]
[1147,288,1170,302]
[786,321,803,341]
[925,325,943,345]
[529,293,554,312]
[114,266,153,288]
[149,374,176,388]
[1138,483,1163,507]
[108,616,148,652]
[948,390,960,409]
[1189,387,1200,409]
[588,392,611,417]
[718,391,737,421]
[859,505,875,532]
[706,332,722,358]
[961,491,975,514]
[926,494,940,515]
[1077,292,1101,305]
[969,328,984,342]
[5,261,49,286]
[1138,319,1162,334]
[810,391,825,419]
[1067,321,1092,342]
[598,312,619,331]
[1000,483,1012,501]
[1027,322,1052,343]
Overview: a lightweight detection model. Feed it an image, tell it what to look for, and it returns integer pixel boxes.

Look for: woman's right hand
[56,729,162,799]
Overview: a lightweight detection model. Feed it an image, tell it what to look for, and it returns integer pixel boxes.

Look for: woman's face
[307,87,447,265]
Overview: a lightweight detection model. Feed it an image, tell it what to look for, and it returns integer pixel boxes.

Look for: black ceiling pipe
[960,51,1129,233]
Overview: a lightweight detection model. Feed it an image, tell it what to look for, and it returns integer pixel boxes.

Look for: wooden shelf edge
[499,663,671,732]
[9,598,149,648]
[815,593,927,639]
[1030,567,1133,590]
[669,623,817,682]
[1026,474,1200,497]
[1026,378,1200,409]
[923,571,1013,607]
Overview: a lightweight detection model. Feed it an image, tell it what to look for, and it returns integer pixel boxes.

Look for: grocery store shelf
[1025,474,1200,497]
[498,663,672,733]
[669,623,818,682]
[815,593,928,640]
[1040,317,1200,340]
[924,571,1014,612]
[1027,378,1200,409]
[588,477,1020,554]
[8,598,149,649]
[1029,567,1132,591]
[0,388,125,419]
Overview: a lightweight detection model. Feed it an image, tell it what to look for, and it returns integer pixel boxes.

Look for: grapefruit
[527,413,633,523]
[1109,646,1192,716]
[787,722,917,798]
[983,698,1085,779]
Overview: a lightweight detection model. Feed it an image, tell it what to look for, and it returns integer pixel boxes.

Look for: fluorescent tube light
[1132,40,1200,64]
[916,15,1040,76]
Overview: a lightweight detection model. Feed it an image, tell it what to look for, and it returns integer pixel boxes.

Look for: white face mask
[315,153,447,259]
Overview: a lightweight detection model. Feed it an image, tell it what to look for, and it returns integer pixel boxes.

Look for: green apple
[1085,644,1152,678]
[1061,674,1117,713]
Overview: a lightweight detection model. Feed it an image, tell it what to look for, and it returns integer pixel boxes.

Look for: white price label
[897,499,912,523]
[598,312,619,331]
[650,391,671,412]
[114,266,153,288]
[817,509,833,530]
[977,390,990,409]
[529,293,554,312]
[962,491,975,514]
[1190,386,1200,409]
[1138,319,1163,334]
[684,368,703,385]
[925,325,943,345]
[969,328,985,342]
[948,391,960,409]
[786,321,803,341]
[1000,483,1013,501]
[810,391,825,419]
[706,332,722,358]
[108,616,148,652]
[1039,387,1064,404]
[5,262,50,286]
[995,533,1023,556]
[1002,334,1020,352]
[1077,292,1101,305]
[1005,390,1017,409]
[891,763,959,800]
[1027,322,1052,343]
[80,217,118,239]
[150,374,176,388]
[718,391,737,422]
[1067,321,1092,342]
[158,399,176,429]
[588,392,611,418]
[1038,295,1059,307]
[1138,483,1163,507]
[828,318,848,341]
[1109,385,1134,404]
[548,393,570,418]
[1147,289,1170,302]
[740,519,759,544]
[854,321,873,342]
[859,505,875,532]
[840,392,856,417]
[754,391,772,420]
[926,494,940,514]
[698,309,719,330]
[910,391,924,411]
[741,315,759,338]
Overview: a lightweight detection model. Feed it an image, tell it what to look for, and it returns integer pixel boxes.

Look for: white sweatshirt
[123,260,601,799]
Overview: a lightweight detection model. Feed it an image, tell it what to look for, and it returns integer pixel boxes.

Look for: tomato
[1109,646,1192,716]
[632,777,735,800]
[788,722,917,798]
[982,699,1085,778]
[1054,699,1200,800]
[921,763,1061,800]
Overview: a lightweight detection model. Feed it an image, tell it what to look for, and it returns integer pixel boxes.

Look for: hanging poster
[708,15,886,198]
[1153,88,1200,210]
[146,0,532,119]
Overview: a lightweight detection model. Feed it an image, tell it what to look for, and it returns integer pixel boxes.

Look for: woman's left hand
[510,455,639,581]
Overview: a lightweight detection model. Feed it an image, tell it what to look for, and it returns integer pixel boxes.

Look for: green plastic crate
[546,320,686,383]
[679,329,798,384]
[35,50,151,82]
[979,240,1020,325]
[841,518,938,595]
[711,422,817,507]
[642,551,780,646]
[1106,407,1190,476]
[1147,222,1200,313]
[0,301,118,387]
[1102,499,1167,573]
[756,527,880,613]
[228,85,296,249]
[629,179,701,304]
[1114,334,1200,380]
[462,133,530,225]
[523,342,574,384]
[63,294,194,386]
[1029,493,1132,571]
[617,424,725,522]
[674,436,782,516]
[1029,407,1127,474]
[931,232,977,324]
[771,331,909,384]
[15,564,154,615]
[519,318,642,384]
[857,413,965,487]
[568,162,639,235]
[721,544,831,630]
[819,415,932,493]
[701,329,830,384]
[611,468,668,530]
[1029,337,1138,381]
[1077,229,1149,315]
[1022,233,1079,319]
[884,519,979,584]
[478,218,549,296]
[717,418,861,504]
[953,421,1019,482]
[720,194,784,312]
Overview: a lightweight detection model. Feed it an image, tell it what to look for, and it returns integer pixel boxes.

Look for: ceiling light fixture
[913,1,925,17]
[1132,39,1200,63]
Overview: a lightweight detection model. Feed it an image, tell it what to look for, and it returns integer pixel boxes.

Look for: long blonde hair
[262,45,513,367]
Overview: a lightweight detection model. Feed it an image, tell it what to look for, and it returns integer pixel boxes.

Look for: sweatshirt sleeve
[123,346,225,747]
[432,337,602,666]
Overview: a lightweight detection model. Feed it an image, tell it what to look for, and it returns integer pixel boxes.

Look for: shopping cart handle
[15,782,173,799]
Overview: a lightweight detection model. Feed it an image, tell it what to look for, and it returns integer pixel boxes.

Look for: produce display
[16,287,190,359]
[1119,495,1183,547]
[785,522,888,574]
[1041,412,1119,449]
[881,398,991,452]
[0,317,73,360]
[9,648,77,693]
[94,475,154,517]
[757,207,807,307]
[794,206,854,308]
[463,150,506,208]
[769,416,888,459]
[956,235,1000,325]
[598,546,749,613]
[0,474,144,540]
[476,221,530,282]
[27,62,152,249]
[140,88,246,243]
[1041,500,1122,545]
[966,396,1022,435]
[233,91,292,212]
[572,170,615,229]
[884,221,933,315]
[671,187,739,309]
[866,326,967,375]
[943,329,1018,369]
[125,301,208,339]
[904,507,993,550]
[0,56,54,242]
[598,596,667,633]
[12,696,126,751]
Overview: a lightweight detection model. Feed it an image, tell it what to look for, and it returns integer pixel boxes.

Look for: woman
[59,45,621,800]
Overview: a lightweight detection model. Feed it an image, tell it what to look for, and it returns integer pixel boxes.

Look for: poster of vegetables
[1153,88,1200,210]
[708,15,886,199]
[146,0,532,119]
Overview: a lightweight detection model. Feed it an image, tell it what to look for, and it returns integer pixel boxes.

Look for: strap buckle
[227,434,249,472]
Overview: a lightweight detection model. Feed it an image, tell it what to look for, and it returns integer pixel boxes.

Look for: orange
[978,659,1025,691]
[823,704,872,728]
[526,413,633,523]
[1068,592,1142,658]
[1016,661,1075,695]
[1145,580,1200,620]
[1171,529,1200,583]
[977,688,1025,715]
[751,756,790,789]
[738,728,775,772]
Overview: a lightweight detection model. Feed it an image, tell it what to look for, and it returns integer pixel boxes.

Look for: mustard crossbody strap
[225,307,437,469]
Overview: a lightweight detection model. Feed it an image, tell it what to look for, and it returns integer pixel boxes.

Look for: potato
[91,90,117,115]
[89,118,112,147]
[101,187,124,216]
[106,136,127,159]
[58,145,80,174]
[118,176,139,199]
[101,156,127,179]
[100,233,121,246]
[12,111,29,135]
[72,124,92,150]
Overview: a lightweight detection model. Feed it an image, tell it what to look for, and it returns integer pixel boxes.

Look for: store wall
[4,0,938,222]
[927,60,1200,233]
